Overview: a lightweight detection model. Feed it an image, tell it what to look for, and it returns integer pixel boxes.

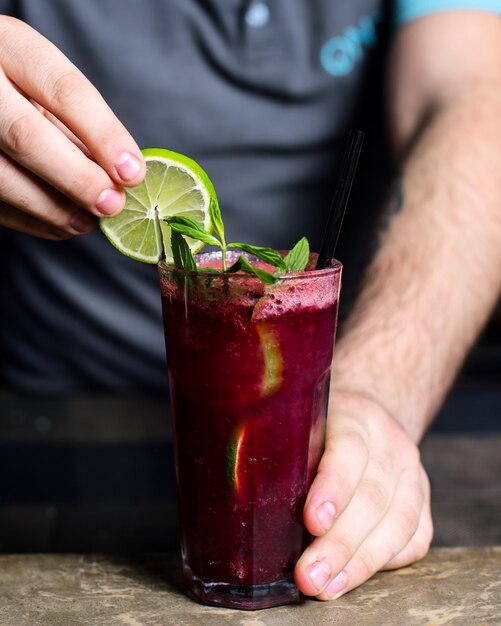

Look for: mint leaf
[209,198,225,244]
[283,236,310,272]
[227,256,278,285]
[171,229,197,271]
[229,243,286,270]
[165,216,221,247]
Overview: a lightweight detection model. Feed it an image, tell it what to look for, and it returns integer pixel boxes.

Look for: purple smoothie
[159,251,342,609]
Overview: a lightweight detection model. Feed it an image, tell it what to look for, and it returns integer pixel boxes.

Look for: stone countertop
[1,393,500,624]
[0,548,499,626]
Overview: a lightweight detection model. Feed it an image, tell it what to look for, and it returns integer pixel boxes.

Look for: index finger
[0,16,145,186]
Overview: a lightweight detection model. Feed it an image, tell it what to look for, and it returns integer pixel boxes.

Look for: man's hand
[0,16,145,239]
[294,10,501,601]
[294,392,433,599]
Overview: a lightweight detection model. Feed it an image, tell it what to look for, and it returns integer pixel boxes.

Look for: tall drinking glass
[159,251,342,609]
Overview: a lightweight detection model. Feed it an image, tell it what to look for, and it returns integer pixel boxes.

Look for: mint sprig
[164,209,310,283]
[171,229,197,271]
[167,215,220,247]
[228,243,286,270]
[283,237,310,272]
[227,256,277,285]
[209,197,225,244]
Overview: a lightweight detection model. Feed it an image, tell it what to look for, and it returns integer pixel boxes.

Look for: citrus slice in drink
[226,424,246,494]
[225,418,275,499]
[257,321,283,397]
[100,148,215,263]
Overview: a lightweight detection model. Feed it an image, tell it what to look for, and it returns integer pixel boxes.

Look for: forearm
[331,89,501,442]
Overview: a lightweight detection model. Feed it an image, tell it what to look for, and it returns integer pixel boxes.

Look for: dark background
[0,0,499,553]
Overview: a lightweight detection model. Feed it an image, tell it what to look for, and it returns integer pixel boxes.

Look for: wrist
[325,387,423,460]
[330,348,429,444]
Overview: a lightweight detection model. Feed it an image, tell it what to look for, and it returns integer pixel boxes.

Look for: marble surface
[0,548,499,625]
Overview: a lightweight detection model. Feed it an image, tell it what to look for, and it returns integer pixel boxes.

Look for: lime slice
[226,424,246,494]
[100,148,216,263]
[257,321,283,397]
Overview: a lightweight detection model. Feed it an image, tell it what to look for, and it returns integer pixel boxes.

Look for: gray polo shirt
[0,0,499,391]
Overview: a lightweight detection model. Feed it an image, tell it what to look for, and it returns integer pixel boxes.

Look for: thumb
[304,427,369,536]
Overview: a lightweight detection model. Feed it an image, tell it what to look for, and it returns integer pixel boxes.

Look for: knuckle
[45,70,83,112]
[370,451,394,478]
[328,473,352,501]
[3,113,36,155]
[397,503,421,534]
[330,535,353,566]
[326,428,370,467]
[67,171,101,207]
[315,461,352,506]
[344,429,369,457]
[15,193,32,212]
[42,206,68,229]
[354,549,377,580]
[361,478,388,513]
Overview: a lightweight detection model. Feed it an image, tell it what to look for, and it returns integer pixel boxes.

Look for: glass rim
[158,251,342,281]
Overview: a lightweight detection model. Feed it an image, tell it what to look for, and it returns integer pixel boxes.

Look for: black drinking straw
[316,130,365,269]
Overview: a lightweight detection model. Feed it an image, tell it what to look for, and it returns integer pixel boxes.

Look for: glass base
[185,573,303,610]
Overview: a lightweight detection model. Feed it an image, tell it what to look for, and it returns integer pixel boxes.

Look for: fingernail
[307,560,331,591]
[95,188,123,216]
[325,571,347,598]
[316,501,336,531]
[114,152,141,181]
[69,213,95,234]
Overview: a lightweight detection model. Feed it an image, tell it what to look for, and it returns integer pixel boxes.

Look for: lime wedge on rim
[100,148,216,263]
